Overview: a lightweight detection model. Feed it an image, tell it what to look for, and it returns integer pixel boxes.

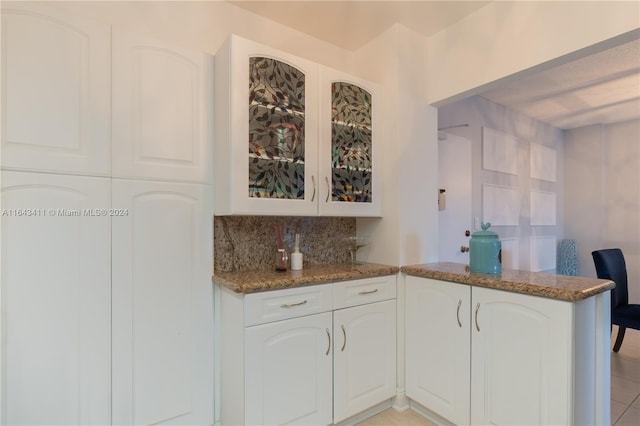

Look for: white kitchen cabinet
[214,34,319,216]
[245,312,333,425]
[218,275,396,425]
[470,286,572,425]
[405,277,470,425]
[112,29,213,183]
[111,179,214,425]
[1,4,215,424]
[1,3,110,176]
[405,275,608,425]
[333,299,396,423]
[318,67,381,217]
[214,34,381,217]
[1,171,111,425]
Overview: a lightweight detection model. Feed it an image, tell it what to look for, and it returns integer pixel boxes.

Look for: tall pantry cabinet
[0,3,214,425]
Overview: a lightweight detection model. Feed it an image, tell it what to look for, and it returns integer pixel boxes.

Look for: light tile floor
[359,327,640,426]
[611,326,640,425]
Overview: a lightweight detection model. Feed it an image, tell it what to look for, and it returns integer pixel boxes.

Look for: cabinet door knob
[325,328,331,356]
[341,325,347,352]
[456,299,463,328]
[475,303,481,332]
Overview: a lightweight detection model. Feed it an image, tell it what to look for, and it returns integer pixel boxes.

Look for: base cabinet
[333,300,396,423]
[469,286,572,425]
[405,277,470,425]
[219,275,396,425]
[245,312,333,425]
[405,275,610,425]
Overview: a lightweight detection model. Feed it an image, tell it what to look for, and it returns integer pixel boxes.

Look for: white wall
[427,1,640,105]
[438,96,565,272]
[354,24,438,267]
[564,119,640,303]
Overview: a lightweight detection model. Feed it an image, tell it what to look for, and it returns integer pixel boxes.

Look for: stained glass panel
[331,82,372,203]
[248,57,305,199]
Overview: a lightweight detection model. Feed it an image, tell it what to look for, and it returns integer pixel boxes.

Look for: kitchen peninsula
[215,261,614,425]
[402,262,614,426]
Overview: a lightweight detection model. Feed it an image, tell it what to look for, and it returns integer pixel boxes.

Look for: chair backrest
[592,248,629,309]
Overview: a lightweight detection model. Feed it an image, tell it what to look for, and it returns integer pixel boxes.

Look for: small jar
[274,248,288,272]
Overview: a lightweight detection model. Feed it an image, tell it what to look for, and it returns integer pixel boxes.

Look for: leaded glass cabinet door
[214,35,318,215]
[319,67,381,216]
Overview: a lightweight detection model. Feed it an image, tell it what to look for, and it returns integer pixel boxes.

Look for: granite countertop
[214,262,400,294]
[401,262,615,302]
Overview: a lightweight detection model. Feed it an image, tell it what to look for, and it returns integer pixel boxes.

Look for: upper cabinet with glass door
[214,35,318,216]
[319,67,381,216]
[214,35,381,217]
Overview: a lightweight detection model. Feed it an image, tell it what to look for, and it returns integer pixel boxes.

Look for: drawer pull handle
[358,288,378,295]
[325,176,330,203]
[341,325,347,352]
[311,175,316,202]
[475,303,480,332]
[456,299,462,328]
[280,300,308,308]
[326,328,331,356]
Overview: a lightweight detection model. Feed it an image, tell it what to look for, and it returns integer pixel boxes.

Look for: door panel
[333,300,396,423]
[405,276,471,425]
[1,4,110,175]
[1,171,111,424]
[438,133,472,262]
[470,287,573,425]
[112,180,213,425]
[244,312,332,425]
[112,29,213,183]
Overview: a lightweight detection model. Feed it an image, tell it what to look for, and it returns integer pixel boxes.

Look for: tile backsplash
[214,216,356,272]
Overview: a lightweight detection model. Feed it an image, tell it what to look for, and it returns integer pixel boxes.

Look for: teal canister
[469,222,502,274]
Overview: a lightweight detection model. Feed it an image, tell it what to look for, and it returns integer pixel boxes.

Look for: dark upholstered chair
[592,248,640,352]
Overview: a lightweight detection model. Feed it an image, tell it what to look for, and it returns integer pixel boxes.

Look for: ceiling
[230,0,640,130]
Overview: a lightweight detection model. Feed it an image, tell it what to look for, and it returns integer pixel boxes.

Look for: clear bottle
[274,248,288,272]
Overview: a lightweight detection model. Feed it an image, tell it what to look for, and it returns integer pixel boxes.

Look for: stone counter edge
[401,262,615,302]
[213,263,400,294]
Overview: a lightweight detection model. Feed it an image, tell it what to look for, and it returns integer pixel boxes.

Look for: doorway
[438,133,472,263]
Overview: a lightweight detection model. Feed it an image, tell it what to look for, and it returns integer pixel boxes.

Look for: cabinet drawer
[333,275,396,309]
[244,284,333,326]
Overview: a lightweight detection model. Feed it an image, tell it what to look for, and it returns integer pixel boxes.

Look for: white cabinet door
[214,35,319,216]
[1,171,111,425]
[111,179,214,425]
[245,312,333,426]
[405,276,471,425]
[333,300,396,423]
[318,66,382,217]
[470,286,573,425]
[112,28,213,183]
[0,4,110,176]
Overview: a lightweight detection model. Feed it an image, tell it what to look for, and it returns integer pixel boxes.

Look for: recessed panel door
[438,133,472,262]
